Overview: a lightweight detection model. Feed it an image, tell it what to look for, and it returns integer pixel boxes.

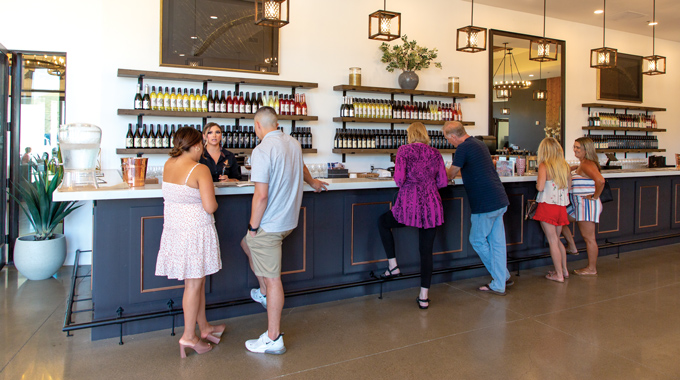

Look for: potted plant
[379,35,443,90]
[9,157,81,280]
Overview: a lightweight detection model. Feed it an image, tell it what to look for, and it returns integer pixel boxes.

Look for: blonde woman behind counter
[200,122,242,182]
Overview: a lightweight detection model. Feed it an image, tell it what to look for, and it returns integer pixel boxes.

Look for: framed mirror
[488,30,566,153]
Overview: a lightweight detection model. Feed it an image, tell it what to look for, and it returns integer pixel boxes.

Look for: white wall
[2,0,679,264]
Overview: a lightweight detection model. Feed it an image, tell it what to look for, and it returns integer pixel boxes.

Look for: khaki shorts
[243,228,293,278]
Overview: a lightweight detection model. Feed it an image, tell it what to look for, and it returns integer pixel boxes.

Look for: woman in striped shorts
[562,137,605,276]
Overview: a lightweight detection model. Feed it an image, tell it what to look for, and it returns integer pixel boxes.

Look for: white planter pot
[13,234,67,280]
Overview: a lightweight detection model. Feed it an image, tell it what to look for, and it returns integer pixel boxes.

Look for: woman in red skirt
[534,138,571,283]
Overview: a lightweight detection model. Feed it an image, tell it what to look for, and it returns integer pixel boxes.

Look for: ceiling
[468,0,680,43]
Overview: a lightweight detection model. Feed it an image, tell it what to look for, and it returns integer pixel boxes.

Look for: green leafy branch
[379,35,443,73]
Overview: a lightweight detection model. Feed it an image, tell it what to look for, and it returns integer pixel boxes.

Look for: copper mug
[121,157,148,187]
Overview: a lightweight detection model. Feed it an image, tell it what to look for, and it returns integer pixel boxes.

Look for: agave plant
[10,157,81,240]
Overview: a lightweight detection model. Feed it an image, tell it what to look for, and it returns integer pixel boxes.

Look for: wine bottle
[155,125,163,148]
[142,85,151,110]
[245,92,252,114]
[126,123,134,149]
[150,86,157,111]
[163,87,171,111]
[220,90,227,113]
[133,124,142,148]
[225,125,232,148]
[170,87,178,111]
[239,92,246,113]
[257,92,264,111]
[301,94,308,116]
[147,125,155,149]
[134,84,143,110]
[207,90,215,112]
[189,89,196,112]
[227,91,234,113]
[200,89,208,112]
[163,124,170,148]
[141,124,149,148]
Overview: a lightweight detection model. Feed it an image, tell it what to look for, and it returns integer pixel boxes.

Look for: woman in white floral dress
[155,127,223,358]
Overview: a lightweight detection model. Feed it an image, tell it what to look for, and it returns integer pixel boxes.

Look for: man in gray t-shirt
[241,107,327,355]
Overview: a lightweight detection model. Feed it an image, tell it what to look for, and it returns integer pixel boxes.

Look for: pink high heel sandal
[201,323,226,345]
[179,339,212,358]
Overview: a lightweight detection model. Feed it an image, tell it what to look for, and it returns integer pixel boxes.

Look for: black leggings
[378,211,437,289]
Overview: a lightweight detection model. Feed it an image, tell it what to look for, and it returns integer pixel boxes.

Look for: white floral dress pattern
[155,164,221,280]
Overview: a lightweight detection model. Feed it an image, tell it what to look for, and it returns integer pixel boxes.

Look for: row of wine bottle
[340,97,464,122]
[125,123,313,150]
[587,112,659,129]
[333,128,455,150]
[587,135,659,150]
[133,84,308,115]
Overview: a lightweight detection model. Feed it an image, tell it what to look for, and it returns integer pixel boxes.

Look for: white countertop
[53,168,680,202]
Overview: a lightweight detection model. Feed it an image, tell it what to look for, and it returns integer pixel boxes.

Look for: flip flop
[477,284,506,296]
[574,268,597,276]
[566,249,579,255]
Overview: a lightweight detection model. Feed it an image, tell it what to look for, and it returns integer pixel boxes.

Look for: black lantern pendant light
[642,0,666,75]
[501,100,510,115]
[530,0,558,62]
[590,0,617,69]
[255,0,289,28]
[369,0,401,41]
[457,0,487,52]
[533,63,548,101]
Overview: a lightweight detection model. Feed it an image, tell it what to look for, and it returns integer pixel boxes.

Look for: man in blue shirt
[443,121,512,296]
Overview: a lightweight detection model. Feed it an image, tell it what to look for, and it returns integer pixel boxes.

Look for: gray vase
[398,71,419,90]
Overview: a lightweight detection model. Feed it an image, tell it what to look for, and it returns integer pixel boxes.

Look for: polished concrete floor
[2,244,680,380]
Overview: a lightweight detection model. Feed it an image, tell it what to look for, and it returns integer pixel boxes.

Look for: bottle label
[143,100,150,110]
[245,104,252,114]
[183,99,190,110]
[134,137,141,148]
[126,138,133,148]
[221,103,227,113]
[201,100,207,111]
[227,103,233,113]
[141,138,148,149]
[208,103,214,112]
[164,99,170,109]
[135,100,142,109]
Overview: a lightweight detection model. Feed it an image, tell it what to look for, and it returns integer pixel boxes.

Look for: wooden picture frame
[160,0,280,74]
[597,53,643,103]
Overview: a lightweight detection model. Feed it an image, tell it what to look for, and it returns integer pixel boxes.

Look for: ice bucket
[58,123,102,190]
[121,157,148,187]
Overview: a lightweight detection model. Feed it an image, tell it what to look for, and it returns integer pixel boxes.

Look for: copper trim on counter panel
[638,186,660,229]
[282,207,307,275]
[598,188,621,234]
[351,202,392,266]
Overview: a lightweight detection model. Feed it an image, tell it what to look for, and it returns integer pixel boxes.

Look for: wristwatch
[248,223,259,232]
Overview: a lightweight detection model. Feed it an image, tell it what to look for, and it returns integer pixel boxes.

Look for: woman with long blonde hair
[535,137,571,282]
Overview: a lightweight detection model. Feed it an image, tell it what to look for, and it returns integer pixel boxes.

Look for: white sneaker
[245,331,286,354]
[250,288,267,309]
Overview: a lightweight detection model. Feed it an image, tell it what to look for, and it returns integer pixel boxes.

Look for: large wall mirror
[488,30,566,153]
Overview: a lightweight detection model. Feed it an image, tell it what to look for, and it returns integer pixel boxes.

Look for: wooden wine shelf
[582,103,666,112]
[118,109,318,121]
[117,148,318,155]
[595,149,666,153]
[118,69,318,89]
[582,126,666,132]
[332,117,474,126]
[333,85,475,99]
[333,148,456,154]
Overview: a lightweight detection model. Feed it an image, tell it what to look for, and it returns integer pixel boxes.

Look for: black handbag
[525,199,538,220]
[599,180,613,203]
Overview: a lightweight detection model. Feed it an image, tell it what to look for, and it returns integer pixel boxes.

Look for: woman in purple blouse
[378,122,448,309]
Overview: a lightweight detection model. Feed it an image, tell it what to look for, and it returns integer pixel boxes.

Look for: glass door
[7,51,66,262]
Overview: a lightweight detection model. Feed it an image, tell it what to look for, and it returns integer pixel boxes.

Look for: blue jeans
[470,206,509,292]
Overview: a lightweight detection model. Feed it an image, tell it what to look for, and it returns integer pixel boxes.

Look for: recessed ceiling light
[594,10,603,14]
[529,74,534,77]
[210,16,218,19]
[190,36,198,39]
[179,53,185,56]
[648,21,658,25]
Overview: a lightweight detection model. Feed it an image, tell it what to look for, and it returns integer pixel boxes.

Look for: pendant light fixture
[369,0,401,41]
[533,63,548,101]
[255,0,289,28]
[501,101,510,115]
[530,0,558,62]
[590,0,617,69]
[457,0,487,52]
[642,0,666,75]
[494,43,531,99]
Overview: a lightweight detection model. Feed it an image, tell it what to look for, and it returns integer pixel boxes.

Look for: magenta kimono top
[391,142,448,229]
